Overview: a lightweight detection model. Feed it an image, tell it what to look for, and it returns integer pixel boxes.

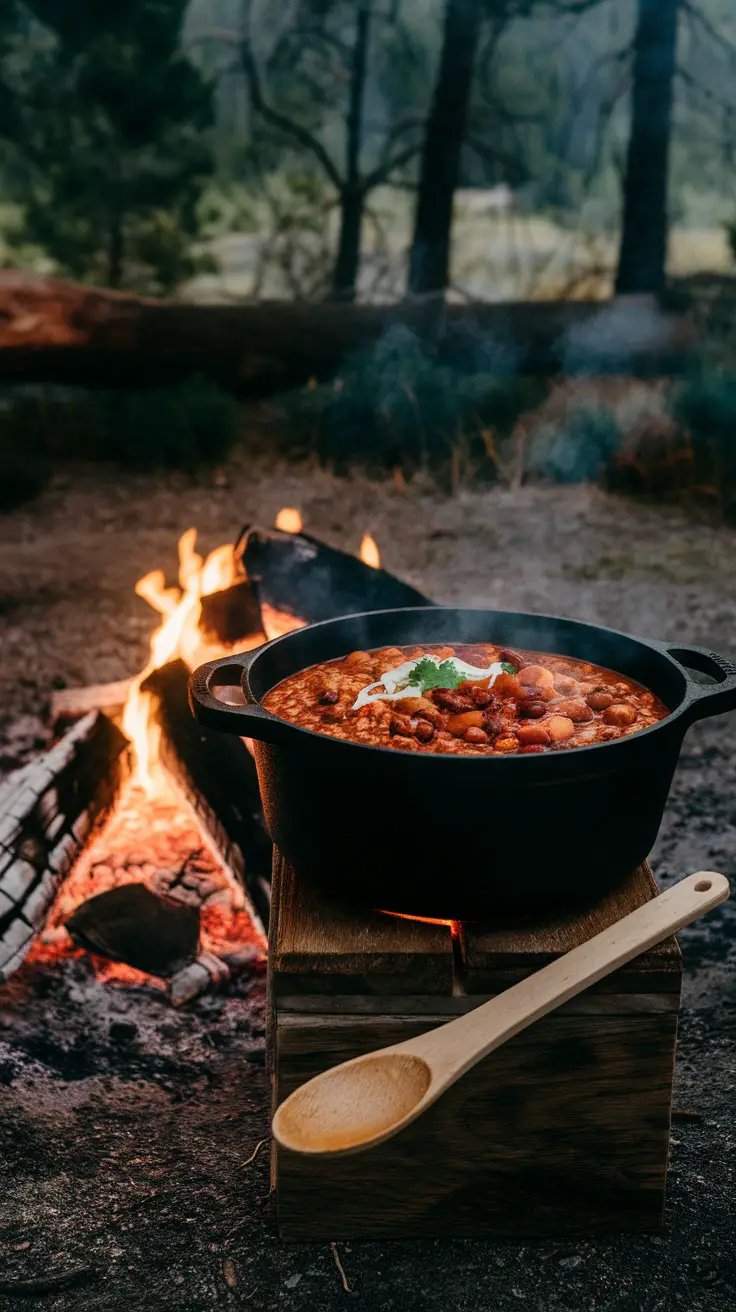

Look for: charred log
[239,526,431,626]
[0,711,130,979]
[141,659,271,928]
[0,272,696,392]
[66,883,200,977]
[198,579,264,648]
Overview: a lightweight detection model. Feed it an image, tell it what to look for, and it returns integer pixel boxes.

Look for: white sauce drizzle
[352,654,507,710]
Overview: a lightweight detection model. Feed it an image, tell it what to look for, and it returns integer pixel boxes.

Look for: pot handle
[663,643,736,722]
[188,651,291,744]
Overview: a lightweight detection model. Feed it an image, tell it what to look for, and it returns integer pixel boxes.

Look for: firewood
[50,678,133,729]
[0,712,130,979]
[140,659,272,929]
[66,882,200,977]
[239,525,431,625]
[0,272,697,394]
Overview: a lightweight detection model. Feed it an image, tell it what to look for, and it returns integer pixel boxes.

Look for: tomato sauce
[262,644,669,755]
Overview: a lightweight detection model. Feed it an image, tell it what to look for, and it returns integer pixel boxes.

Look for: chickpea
[603,703,637,727]
[546,715,575,741]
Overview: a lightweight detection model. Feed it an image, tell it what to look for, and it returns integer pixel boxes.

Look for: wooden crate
[268,853,682,1241]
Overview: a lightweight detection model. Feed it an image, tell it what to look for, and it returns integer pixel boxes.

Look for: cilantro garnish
[500,661,517,674]
[407,658,467,694]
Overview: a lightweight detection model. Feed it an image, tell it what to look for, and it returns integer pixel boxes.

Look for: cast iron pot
[189,608,736,917]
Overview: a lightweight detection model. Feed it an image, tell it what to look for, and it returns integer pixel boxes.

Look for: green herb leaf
[500,661,517,674]
[407,658,466,694]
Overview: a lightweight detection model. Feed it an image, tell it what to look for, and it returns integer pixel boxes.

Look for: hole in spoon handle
[694,879,712,892]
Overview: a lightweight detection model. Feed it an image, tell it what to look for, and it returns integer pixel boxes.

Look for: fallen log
[51,678,133,730]
[0,273,697,393]
[239,526,431,627]
[141,659,272,929]
[0,712,131,979]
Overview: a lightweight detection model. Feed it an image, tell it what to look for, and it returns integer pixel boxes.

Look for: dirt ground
[1,460,736,1311]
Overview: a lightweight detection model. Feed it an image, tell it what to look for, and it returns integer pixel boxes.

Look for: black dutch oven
[189,608,736,918]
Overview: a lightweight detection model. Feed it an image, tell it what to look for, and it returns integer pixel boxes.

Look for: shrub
[525,405,622,484]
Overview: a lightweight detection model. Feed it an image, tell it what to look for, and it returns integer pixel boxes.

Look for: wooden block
[272,852,454,999]
[459,864,682,994]
[270,852,683,1241]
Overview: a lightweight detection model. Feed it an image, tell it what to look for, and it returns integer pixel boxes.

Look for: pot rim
[190,605,736,763]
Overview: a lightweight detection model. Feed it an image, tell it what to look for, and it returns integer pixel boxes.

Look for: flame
[122,529,249,794]
[360,533,380,569]
[379,909,460,938]
[275,507,303,533]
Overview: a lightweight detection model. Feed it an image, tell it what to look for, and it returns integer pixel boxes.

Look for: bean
[518,698,547,719]
[500,648,525,669]
[553,675,579,695]
[603,703,637,727]
[494,736,520,752]
[518,665,556,692]
[389,714,415,737]
[319,689,339,705]
[586,689,614,711]
[546,715,575,741]
[553,698,594,724]
[395,696,441,721]
[493,672,524,700]
[517,723,551,746]
[483,713,505,737]
[432,689,474,712]
[414,720,435,743]
[447,710,485,737]
[464,726,489,744]
[344,650,374,670]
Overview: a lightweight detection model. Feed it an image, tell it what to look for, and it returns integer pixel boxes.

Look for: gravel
[0,461,735,1310]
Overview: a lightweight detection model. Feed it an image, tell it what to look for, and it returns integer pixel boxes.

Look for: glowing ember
[360,533,381,569]
[275,507,303,533]
[378,909,460,938]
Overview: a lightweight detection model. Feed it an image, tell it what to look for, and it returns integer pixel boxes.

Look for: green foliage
[407,658,466,693]
[279,327,546,472]
[0,377,239,508]
[526,405,622,484]
[670,369,736,517]
[4,0,217,293]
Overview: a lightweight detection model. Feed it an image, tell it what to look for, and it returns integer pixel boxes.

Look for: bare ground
[1,459,736,1311]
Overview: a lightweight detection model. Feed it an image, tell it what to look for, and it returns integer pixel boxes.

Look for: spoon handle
[409,871,729,1090]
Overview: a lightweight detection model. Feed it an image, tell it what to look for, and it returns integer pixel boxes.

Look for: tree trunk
[331,3,372,301]
[108,217,124,290]
[407,0,483,296]
[614,0,680,295]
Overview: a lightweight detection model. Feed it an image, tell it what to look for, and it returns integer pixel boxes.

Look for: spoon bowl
[274,1053,432,1155]
[272,872,729,1158]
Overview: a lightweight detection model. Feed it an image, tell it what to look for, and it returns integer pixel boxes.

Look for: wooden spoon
[272,871,728,1157]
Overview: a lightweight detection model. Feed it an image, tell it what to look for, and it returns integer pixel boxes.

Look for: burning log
[50,678,133,731]
[0,712,130,980]
[239,526,431,628]
[66,882,200,976]
[0,273,697,391]
[141,659,272,928]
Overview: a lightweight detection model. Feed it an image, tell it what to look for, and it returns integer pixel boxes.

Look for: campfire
[0,513,422,1003]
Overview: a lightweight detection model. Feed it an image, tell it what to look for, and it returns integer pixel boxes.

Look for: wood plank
[459,864,682,994]
[274,1005,678,1240]
[273,852,454,998]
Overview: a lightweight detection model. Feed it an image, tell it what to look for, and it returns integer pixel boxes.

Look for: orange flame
[122,529,253,794]
[360,533,380,569]
[275,507,303,533]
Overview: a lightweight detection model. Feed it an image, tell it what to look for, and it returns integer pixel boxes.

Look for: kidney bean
[464,726,489,744]
[447,710,485,737]
[389,714,415,737]
[553,697,594,724]
[494,736,520,752]
[518,665,556,692]
[517,723,551,746]
[500,648,525,669]
[431,689,474,713]
[470,686,495,708]
[546,715,575,741]
[414,719,435,743]
[518,698,547,719]
[319,689,339,705]
[586,689,614,711]
[603,703,637,727]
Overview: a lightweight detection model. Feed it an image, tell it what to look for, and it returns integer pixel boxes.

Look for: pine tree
[9,0,216,293]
